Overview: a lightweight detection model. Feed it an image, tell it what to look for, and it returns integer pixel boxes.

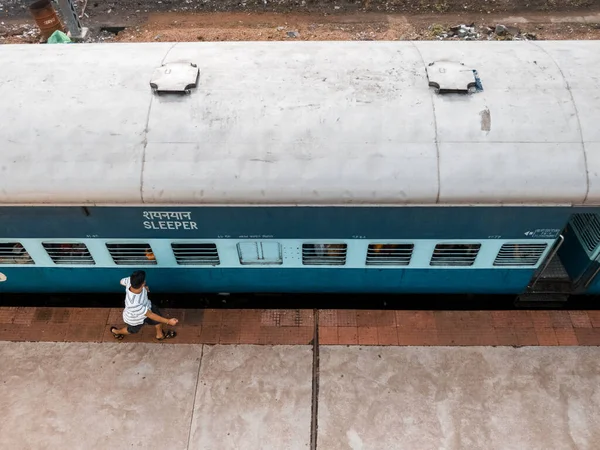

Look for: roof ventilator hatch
[150,62,199,95]
[426,61,483,94]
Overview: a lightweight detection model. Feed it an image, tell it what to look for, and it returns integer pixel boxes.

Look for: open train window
[430,243,480,266]
[172,243,220,266]
[366,244,413,266]
[237,242,282,265]
[493,243,548,266]
[42,242,95,265]
[106,243,157,265]
[302,243,347,265]
[0,242,34,265]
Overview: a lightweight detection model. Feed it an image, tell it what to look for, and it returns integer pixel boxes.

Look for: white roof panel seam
[532,41,589,204]
[141,42,180,204]
[412,42,441,204]
[140,95,154,205]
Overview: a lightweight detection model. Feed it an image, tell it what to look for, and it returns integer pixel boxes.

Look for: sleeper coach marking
[143,221,199,231]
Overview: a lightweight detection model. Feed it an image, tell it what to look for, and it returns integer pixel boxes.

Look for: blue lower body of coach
[0,267,535,294]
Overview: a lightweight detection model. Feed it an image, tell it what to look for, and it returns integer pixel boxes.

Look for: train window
[106,243,157,265]
[493,243,548,266]
[172,243,220,266]
[430,243,480,266]
[366,244,413,266]
[0,243,34,265]
[302,244,347,265]
[237,242,282,265]
[42,243,95,265]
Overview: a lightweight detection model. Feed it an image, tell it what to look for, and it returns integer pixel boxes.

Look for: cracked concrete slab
[0,342,202,450]
[318,346,600,450]
[188,345,313,450]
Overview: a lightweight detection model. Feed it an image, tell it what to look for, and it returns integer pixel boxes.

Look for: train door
[556,213,600,294]
[523,232,571,303]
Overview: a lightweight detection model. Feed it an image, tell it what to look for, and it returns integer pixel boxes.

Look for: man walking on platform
[110,270,178,341]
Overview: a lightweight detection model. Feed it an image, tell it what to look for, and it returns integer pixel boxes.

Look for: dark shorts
[126,304,162,334]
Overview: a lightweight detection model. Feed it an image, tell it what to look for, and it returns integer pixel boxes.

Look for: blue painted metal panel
[0,206,580,240]
[0,267,534,294]
[584,270,600,294]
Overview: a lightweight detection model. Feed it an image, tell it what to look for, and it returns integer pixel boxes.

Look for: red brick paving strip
[357,326,378,345]
[0,307,17,324]
[12,307,35,325]
[569,311,592,328]
[549,311,573,328]
[1,307,600,346]
[399,329,438,346]
[535,327,559,346]
[337,310,357,327]
[338,327,358,345]
[377,326,399,346]
[318,310,337,327]
[574,328,600,345]
[66,323,105,342]
[554,327,579,346]
[319,326,339,345]
[531,311,554,329]
[515,328,539,346]
[396,311,436,330]
[586,311,600,328]
[494,328,520,346]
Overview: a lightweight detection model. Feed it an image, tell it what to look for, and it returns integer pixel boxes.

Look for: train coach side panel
[0,205,579,294]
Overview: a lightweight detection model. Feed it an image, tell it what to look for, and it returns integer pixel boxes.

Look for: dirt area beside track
[2,10,600,44]
[1,0,600,43]
[2,0,600,24]
[116,11,600,43]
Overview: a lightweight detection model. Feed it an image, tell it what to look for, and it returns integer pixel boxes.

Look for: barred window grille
[43,242,95,265]
[302,243,347,265]
[366,244,413,266]
[493,243,548,266]
[430,243,480,266]
[237,242,282,265]
[172,243,220,265]
[570,213,600,256]
[0,242,34,265]
[106,243,157,265]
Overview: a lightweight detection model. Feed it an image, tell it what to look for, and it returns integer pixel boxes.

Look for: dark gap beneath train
[1,293,599,310]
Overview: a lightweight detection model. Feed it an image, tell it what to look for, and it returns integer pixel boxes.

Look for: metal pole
[55,0,88,40]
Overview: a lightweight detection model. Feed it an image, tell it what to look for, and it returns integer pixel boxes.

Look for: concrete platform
[318,346,600,450]
[189,345,312,449]
[0,342,201,449]
[0,342,312,450]
[1,342,600,450]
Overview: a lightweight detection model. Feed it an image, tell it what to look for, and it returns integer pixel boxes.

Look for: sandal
[110,327,124,341]
[156,330,177,341]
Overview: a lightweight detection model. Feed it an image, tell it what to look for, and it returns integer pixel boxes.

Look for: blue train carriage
[1,41,600,298]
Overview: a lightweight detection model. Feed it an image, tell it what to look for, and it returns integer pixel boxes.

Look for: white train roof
[1,41,599,206]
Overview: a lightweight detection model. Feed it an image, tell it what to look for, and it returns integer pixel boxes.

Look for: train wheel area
[1,306,600,346]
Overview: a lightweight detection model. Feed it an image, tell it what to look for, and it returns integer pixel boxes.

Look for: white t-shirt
[120,277,151,326]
